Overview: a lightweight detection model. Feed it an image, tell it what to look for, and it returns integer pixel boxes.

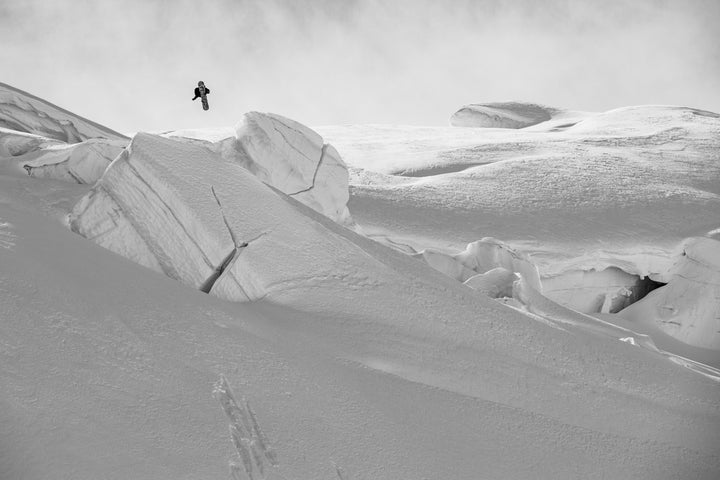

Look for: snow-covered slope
[69,131,352,301]
[2,88,720,480]
[318,103,720,351]
[0,82,128,142]
[0,83,129,184]
[168,112,352,224]
[4,193,720,480]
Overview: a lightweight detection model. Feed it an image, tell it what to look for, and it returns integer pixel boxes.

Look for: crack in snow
[268,121,315,164]
[211,186,241,247]
[288,144,327,196]
[204,187,270,297]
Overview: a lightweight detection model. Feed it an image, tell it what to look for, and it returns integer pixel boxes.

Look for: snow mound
[69,132,355,301]
[218,112,351,224]
[567,105,720,136]
[450,102,557,128]
[0,82,128,142]
[620,237,720,350]
[171,113,352,224]
[464,267,518,298]
[416,237,541,289]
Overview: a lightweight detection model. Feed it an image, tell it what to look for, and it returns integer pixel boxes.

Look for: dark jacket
[192,86,210,100]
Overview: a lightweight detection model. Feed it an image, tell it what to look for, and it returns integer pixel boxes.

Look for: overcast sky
[2,0,719,133]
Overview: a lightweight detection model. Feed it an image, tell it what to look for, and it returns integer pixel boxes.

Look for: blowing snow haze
[2,0,720,132]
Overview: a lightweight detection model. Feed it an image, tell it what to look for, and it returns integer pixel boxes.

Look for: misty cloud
[2,0,719,132]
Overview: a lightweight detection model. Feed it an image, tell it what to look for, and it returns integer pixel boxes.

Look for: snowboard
[198,81,209,111]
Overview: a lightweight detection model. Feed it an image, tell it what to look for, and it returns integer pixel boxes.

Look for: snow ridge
[0,82,129,185]
[450,102,558,128]
[0,81,128,142]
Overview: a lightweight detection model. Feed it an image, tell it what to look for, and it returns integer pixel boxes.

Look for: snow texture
[214,376,279,480]
[0,81,128,142]
[318,103,720,351]
[541,266,657,314]
[450,102,560,128]
[69,131,353,302]
[20,138,125,184]
[0,83,129,184]
[176,112,352,225]
[620,237,720,349]
[2,83,720,480]
[416,237,541,289]
[464,267,518,298]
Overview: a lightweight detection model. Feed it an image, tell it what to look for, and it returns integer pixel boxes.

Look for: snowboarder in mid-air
[192,81,210,110]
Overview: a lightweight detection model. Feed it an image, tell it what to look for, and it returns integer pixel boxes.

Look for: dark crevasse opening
[541,266,668,314]
[612,275,667,313]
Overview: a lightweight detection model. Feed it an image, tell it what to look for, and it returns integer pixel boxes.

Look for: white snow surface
[0,82,128,142]
[450,101,572,128]
[1,87,720,480]
[168,112,352,224]
[317,103,720,346]
[69,131,354,302]
[619,237,720,350]
[0,83,129,184]
[416,237,541,289]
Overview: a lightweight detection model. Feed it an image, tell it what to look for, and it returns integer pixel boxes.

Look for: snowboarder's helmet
[198,81,204,86]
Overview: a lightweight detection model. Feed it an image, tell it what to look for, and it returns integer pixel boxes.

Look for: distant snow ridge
[450,102,558,128]
[215,112,352,225]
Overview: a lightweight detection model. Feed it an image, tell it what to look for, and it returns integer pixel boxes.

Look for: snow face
[0,127,59,157]
[0,81,128,142]
[450,102,559,128]
[541,266,664,314]
[619,237,720,349]
[0,127,126,184]
[464,267,518,298]
[170,112,352,225]
[21,138,125,184]
[0,82,129,185]
[69,132,355,302]
[416,237,541,289]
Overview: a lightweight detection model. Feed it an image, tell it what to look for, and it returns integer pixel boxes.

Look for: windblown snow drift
[69,130,352,302]
[0,82,129,184]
